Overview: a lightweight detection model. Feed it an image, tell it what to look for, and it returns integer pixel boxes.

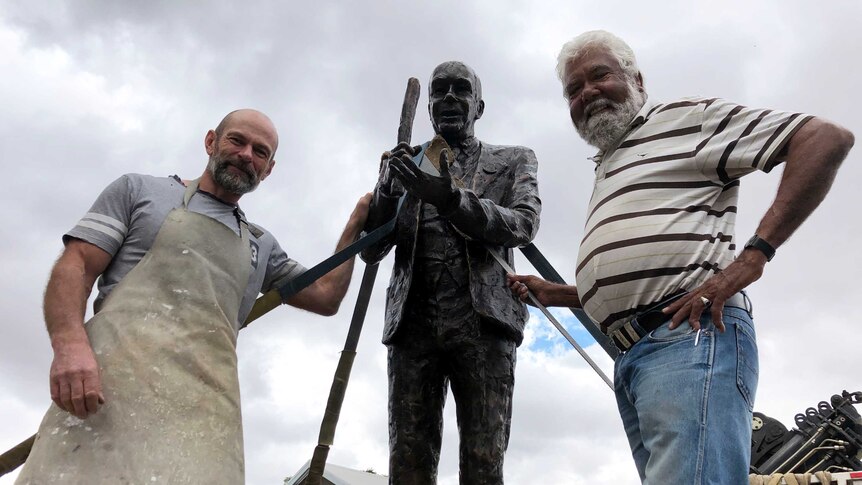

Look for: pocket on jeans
[647,319,694,342]
[733,315,759,410]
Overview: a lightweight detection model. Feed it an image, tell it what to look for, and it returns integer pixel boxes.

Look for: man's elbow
[836,124,855,155]
[318,300,340,317]
[814,118,855,164]
[289,284,342,316]
[315,283,342,316]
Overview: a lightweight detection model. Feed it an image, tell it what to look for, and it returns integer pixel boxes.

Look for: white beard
[575,82,646,152]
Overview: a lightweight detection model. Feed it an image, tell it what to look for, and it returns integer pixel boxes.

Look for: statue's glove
[389,149,460,213]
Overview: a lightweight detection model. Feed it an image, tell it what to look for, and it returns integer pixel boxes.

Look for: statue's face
[428,62,484,140]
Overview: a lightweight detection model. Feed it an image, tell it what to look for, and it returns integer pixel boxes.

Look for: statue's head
[428,61,484,142]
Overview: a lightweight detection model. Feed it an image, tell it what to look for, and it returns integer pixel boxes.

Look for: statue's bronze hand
[389,149,459,212]
[378,142,418,197]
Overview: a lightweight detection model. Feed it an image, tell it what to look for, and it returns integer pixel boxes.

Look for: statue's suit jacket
[361,141,541,346]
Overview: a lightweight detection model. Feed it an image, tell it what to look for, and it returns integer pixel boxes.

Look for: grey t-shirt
[65,174,306,331]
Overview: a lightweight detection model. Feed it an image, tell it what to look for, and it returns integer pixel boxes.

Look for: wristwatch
[744,235,776,261]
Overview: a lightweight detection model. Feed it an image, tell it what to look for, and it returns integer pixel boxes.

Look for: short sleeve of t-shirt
[64,174,139,257]
[697,98,813,180]
[262,237,306,293]
[236,222,308,326]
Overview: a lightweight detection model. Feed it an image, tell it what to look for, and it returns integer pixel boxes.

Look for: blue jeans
[614,304,759,484]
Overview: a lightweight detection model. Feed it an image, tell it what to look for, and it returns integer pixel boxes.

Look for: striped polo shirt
[574,97,812,335]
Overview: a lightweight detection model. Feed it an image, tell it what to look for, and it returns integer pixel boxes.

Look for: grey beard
[576,87,646,152]
[208,155,259,195]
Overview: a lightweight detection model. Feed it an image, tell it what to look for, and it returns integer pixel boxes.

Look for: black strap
[276,215,395,303]
[241,206,398,328]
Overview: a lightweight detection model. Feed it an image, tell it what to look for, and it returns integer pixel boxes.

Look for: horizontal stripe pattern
[76,212,128,244]
[617,125,701,149]
[575,97,812,333]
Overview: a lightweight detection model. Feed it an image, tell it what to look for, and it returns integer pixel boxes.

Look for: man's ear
[475,99,485,120]
[204,130,217,156]
[260,159,275,181]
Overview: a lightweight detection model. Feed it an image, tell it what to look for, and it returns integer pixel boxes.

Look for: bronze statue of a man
[361,61,541,484]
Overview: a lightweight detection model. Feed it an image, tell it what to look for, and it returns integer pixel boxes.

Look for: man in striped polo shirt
[509,31,853,483]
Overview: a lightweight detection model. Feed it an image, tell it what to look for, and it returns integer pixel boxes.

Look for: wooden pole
[305,77,420,485]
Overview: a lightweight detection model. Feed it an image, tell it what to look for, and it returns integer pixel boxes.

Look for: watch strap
[744,235,776,261]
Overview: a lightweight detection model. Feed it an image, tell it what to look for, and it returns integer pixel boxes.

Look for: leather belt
[610,292,749,352]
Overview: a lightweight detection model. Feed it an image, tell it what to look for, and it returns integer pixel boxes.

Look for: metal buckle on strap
[611,321,642,352]
[610,329,631,351]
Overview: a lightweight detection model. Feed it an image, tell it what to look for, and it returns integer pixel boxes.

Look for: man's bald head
[202,109,279,201]
[214,109,279,159]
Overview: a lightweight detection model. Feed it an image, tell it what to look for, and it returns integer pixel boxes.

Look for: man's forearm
[510,274,580,308]
[538,282,581,308]
[44,245,109,418]
[44,259,95,350]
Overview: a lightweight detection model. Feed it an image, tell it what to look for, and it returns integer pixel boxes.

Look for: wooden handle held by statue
[398,78,420,145]
[305,77,421,485]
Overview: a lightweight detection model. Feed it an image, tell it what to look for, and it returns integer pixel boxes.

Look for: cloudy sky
[1,1,860,484]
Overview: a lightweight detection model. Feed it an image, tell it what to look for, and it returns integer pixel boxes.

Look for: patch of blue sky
[523,306,596,355]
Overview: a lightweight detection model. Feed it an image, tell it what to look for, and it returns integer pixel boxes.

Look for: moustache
[218,158,256,181]
[583,98,615,119]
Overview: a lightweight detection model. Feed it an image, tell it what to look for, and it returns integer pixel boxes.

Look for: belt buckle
[611,321,643,352]
[611,292,688,352]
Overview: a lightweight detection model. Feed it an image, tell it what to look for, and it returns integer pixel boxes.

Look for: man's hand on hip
[663,249,767,332]
[50,339,105,419]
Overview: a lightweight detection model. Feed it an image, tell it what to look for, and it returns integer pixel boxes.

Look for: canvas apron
[18,180,251,484]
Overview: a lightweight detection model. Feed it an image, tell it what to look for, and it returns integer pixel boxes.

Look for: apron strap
[183,178,201,207]
[183,178,250,245]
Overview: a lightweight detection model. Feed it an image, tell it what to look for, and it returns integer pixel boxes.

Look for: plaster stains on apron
[18,179,252,484]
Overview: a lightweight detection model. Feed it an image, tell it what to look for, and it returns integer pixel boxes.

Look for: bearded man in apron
[17,109,371,484]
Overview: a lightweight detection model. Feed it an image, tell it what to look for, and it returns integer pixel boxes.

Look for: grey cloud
[1,2,860,484]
